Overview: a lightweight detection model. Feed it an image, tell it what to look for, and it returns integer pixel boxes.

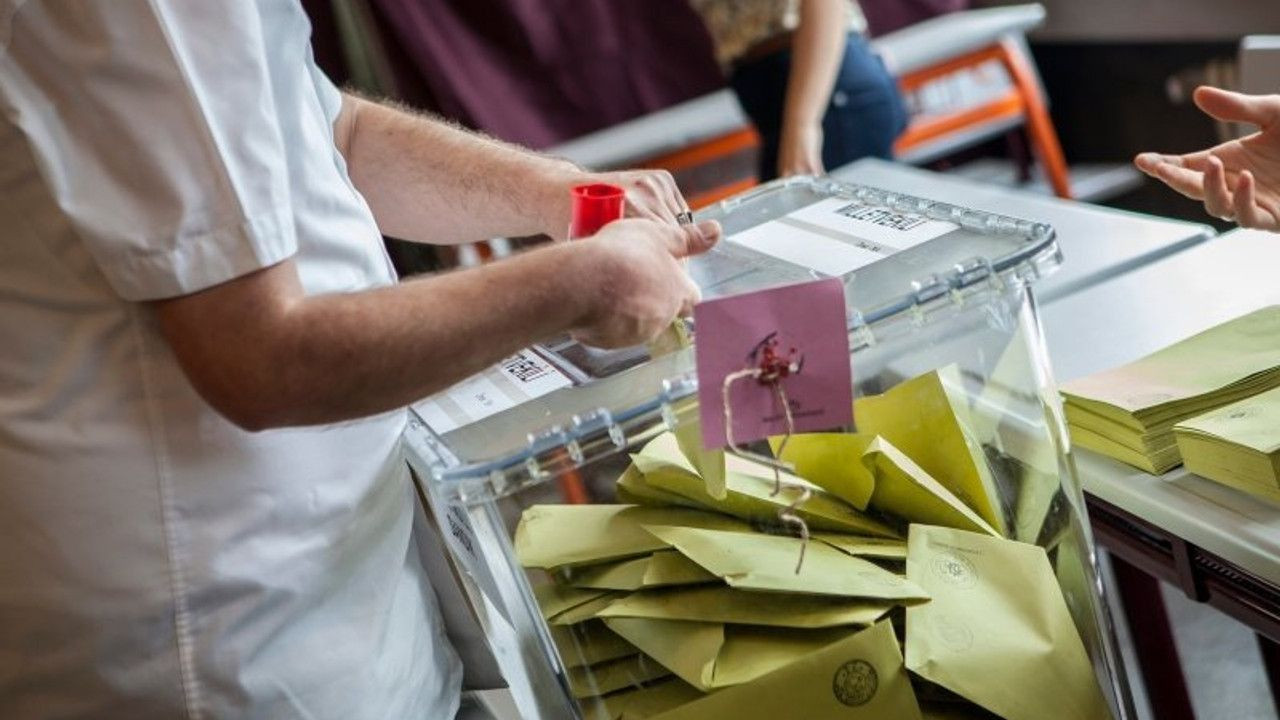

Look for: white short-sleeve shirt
[0,2,461,717]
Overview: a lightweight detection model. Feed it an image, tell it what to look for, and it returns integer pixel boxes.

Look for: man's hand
[571,219,721,348]
[545,168,690,239]
[155,217,719,430]
[1135,87,1280,231]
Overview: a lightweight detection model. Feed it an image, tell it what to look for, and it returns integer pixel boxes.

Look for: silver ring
[676,210,694,225]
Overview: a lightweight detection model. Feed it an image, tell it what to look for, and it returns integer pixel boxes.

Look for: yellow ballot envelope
[616,463,704,509]
[813,532,908,560]
[633,433,898,537]
[920,702,1003,719]
[646,620,923,720]
[854,366,1008,535]
[863,437,1000,537]
[567,653,671,698]
[596,584,893,629]
[905,525,1110,720]
[549,620,637,669]
[603,616,853,691]
[644,525,928,602]
[534,583,615,623]
[768,432,876,509]
[563,550,717,591]
[581,678,704,720]
[515,504,748,569]
[673,400,727,500]
[550,592,627,626]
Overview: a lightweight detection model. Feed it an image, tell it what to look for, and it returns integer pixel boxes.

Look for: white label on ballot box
[416,349,572,433]
[728,197,957,276]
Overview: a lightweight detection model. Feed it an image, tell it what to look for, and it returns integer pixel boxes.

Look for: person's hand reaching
[1135,87,1280,231]
[571,219,721,348]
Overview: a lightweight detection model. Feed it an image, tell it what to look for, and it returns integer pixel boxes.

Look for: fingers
[1234,171,1262,226]
[1193,86,1280,128]
[1203,156,1235,219]
[1149,160,1207,200]
[677,276,702,317]
[1232,172,1280,230]
[624,170,687,225]
[664,220,722,259]
[651,169,689,220]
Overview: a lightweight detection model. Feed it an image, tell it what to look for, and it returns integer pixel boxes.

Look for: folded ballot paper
[905,525,1109,720]
[596,584,894,629]
[581,678,704,720]
[1061,305,1280,474]
[855,365,1010,536]
[512,362,1108,718]
[646,621,923,720]
[770,432,876,510]
[1174,385,1280,501]
[628,432,898,537]
[602,617,851,691]
[862,437,1001,538]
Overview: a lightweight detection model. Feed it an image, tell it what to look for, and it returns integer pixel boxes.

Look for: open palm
[1135,87,1280,231]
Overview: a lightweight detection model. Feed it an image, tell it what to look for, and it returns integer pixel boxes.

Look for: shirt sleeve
[0,1,299,301]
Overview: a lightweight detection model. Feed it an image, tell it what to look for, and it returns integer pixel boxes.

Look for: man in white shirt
[0,2,719,718]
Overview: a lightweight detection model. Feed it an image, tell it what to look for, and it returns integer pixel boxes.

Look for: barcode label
[727,197,958,276]
[500,353,557,384]
[414,349,572,433]
[787,198,957,251]
[835,204,931,233]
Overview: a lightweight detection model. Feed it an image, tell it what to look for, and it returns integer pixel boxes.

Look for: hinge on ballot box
[520,407,635,480]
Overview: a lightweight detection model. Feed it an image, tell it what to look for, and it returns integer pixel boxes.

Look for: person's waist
[735,30,796,66]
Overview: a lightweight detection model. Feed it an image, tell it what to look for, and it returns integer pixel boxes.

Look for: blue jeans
[730,33,907,181]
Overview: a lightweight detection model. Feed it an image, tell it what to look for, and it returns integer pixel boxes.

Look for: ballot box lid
[407,176,1060,501]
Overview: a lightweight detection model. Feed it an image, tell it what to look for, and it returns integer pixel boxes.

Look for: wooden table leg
[1257,634,1280,716]
[1110,552,1197,720]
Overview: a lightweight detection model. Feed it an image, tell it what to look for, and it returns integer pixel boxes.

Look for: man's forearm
[158,241,598,430]
[336,94,582,245]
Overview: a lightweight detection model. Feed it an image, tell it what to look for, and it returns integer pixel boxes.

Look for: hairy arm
[334,95,689,243]
[334,94,581,245]
[153,220,718,430]
[778,0,849,176]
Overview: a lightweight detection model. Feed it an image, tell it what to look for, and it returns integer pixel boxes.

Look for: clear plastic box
[404,177,1134,719]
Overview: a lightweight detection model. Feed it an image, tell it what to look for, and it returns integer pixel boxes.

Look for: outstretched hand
[1134,87,1280,231]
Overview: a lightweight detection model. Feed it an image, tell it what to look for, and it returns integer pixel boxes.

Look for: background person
[690,0,909,180]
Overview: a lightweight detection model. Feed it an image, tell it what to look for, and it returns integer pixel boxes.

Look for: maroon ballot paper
[694,278,853,450]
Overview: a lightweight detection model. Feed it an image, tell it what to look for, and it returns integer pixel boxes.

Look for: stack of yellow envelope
[1174,385,1280,502]
[515,459,932,713]
[510,358,1113,718]
[1061,305,1280,474]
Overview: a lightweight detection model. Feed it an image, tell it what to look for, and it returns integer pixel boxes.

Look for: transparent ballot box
[404,178,1134,720]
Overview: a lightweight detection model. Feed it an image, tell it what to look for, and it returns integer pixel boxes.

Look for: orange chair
[892,37,1072,199]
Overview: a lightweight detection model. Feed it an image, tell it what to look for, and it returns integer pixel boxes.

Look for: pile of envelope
[513,366,1112,720]
[1061,305,1280,474]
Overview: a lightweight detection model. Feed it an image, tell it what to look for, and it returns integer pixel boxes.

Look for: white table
[1042,228,1280,586]
[1041,228,1280,720]
[830,158,1216,304]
